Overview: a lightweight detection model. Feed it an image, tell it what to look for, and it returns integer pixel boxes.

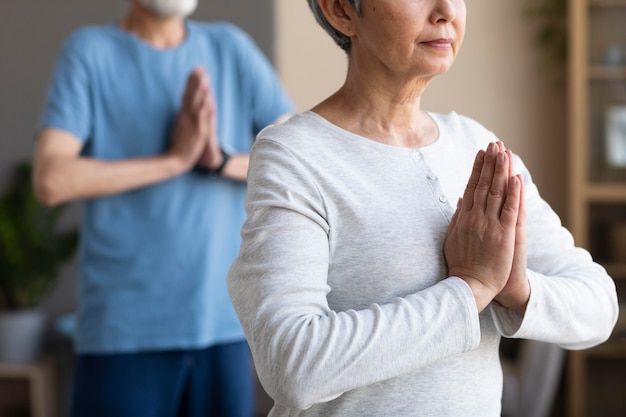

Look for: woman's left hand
[493,146,531,316]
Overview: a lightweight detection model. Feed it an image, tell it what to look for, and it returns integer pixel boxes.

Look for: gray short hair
[306,0,361,53]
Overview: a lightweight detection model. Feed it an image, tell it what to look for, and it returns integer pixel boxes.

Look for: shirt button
[415,151,423,160]
[427,174,437,181]
[439,195,448,203]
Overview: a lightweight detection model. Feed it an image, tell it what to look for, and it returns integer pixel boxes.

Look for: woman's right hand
[444,142,522,311]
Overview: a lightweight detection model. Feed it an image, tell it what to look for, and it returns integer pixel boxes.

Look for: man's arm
[33,129,188,206]
[33,67,212,207]
[197,113,293,182]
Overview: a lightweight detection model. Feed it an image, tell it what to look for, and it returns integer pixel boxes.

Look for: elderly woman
[227,1,619,416]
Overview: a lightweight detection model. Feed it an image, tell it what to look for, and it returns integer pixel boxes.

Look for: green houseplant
[525,0,568,85]
[0,161,78,363]
[0,161,78,310]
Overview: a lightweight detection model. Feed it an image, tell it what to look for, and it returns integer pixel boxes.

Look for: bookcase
[567,0,626,416]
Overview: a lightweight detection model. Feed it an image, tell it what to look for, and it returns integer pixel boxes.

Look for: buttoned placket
[412,149,454,219]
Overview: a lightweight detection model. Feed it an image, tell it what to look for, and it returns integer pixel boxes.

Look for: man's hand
[168,67,212,171]
[444,142,522,312]
[195,87,224,171]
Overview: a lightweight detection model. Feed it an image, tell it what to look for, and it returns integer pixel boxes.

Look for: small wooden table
[0,357,57,417]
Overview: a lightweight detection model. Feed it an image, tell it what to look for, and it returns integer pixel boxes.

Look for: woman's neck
[312,69,439,148]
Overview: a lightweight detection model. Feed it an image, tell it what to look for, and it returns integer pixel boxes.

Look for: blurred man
[33,1,294,415]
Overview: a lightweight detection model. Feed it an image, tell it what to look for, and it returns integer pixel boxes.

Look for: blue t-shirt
[39,21,295,353]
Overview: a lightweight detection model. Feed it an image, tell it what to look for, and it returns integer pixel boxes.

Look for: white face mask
[138,0,198,18]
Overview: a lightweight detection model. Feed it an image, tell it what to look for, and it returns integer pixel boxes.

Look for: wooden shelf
[590,0,626,7]
[585,184,626,202]
[589,65,626,80]
[586,338,626,358]
[604,263,626,279]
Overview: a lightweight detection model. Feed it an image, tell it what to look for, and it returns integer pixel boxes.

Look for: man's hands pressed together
[170,66,251,181]
[168,66,217,172]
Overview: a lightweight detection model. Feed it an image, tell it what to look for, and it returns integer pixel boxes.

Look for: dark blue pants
[70,341,255,417]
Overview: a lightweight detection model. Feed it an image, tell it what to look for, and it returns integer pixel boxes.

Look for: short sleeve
[37,29,93,142]
[227,25,295,133]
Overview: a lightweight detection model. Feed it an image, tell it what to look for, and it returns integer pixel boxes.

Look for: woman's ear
[317,0,357,38]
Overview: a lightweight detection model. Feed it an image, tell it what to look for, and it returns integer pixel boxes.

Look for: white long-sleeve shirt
[227,111,618,417]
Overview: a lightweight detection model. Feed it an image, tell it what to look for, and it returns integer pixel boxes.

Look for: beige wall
[273,0,567,220]
[274,0,348,112]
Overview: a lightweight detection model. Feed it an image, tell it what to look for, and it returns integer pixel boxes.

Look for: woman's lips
[423,38,454,49]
